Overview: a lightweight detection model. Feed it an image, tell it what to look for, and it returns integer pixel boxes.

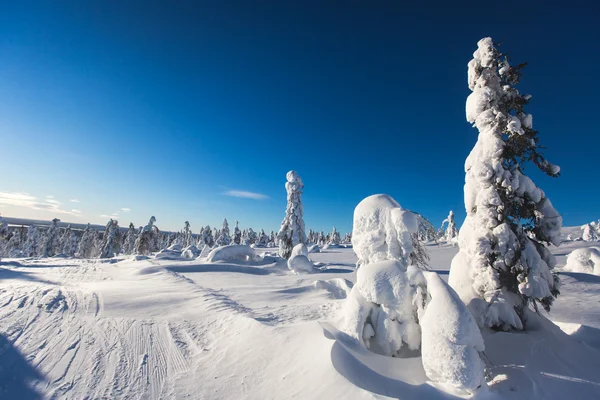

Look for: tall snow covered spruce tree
[449,38,562,331]
[278,170,307,259]
[42,218,61,258]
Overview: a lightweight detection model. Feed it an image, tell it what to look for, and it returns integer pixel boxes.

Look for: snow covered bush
[420,272,485,393]
[99,219,120,258]
[342,194,485,392]
[449,38,562,331]
[287,243,316,274]
[278,170,307,259]
[343,195,425,355]
[562,247,600,275]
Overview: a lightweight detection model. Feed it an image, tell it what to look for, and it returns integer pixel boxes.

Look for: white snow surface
[0,236,600,399]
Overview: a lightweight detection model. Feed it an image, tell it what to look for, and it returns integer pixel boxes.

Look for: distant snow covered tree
[233,221,242,245]
[23,225,41,257]
[42,218,61,258]
[4,230,23,257]
[99,219,120,258]
[134,216,158,256]
[441,211,458,242]
[449,38,562,331]
[257,229,269,247]
[60,225,78,256]
[277,170,307,258]
[328,227,341,245]
[200,225,214,247]
[215,218,231,246]
[183,221,193,247]
[247,228,257,245]
[122,223,137,255]
[582,223,598,242]
[77,223,97,258]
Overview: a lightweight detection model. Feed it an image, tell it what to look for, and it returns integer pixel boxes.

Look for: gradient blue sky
[1,1,598,233]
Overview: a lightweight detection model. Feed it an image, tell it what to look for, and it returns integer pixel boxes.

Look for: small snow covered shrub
[563,247,600,275]
[342,194,426,356]
[288,243,315,274]
[450,37,561,331]
[341,194,485,392]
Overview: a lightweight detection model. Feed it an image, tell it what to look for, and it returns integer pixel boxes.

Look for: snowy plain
[1,232,600,399]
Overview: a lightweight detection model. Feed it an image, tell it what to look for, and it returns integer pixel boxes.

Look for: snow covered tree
[215,218,231,246]
[256,229,269,247]
[233,221,241,245]
[0,215,8,246]
[121,223,137,255]
[60,225,78,256]
[247,228,257,245]
[134,216,157,256]
[328,227,341,245]
[200,225,214,247]
[449,38,562,331]
[23,225,41,257]
[441,211,458,242]
[277,170,307,258]
[99,219,120,258]
[42,218,61,258]
[582,223,598,242]
[182,221,193,247]
[4,229,23,257]
[77,223,97,258]
[269,231,276,246]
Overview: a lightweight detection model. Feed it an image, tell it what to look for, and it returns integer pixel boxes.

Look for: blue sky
[1,1,598,234]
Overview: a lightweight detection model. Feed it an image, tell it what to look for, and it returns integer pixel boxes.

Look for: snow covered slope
[1,240,600,399]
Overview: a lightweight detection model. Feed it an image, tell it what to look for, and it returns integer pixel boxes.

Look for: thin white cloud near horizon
[223,190,269,200]
[121,208,131,212]
[0,192,82,216]
[70,199,80,203]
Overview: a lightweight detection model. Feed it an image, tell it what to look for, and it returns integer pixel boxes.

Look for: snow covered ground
[1,239,600,399]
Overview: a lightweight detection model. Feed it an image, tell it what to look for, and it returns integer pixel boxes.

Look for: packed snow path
[1,243,600,399]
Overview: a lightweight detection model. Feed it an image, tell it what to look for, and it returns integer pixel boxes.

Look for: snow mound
[130,255,150,261]
[167,243,182,252]
[352,194,418,266]
[562,247,600,275]
[308,244,321,253]
[181,245,200,259]
[290,243,309,258]
[277,278,353,299]
[154,249,182,259]
[288,254,315,274]
[204,244,260,263]
[421,271,485,393]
